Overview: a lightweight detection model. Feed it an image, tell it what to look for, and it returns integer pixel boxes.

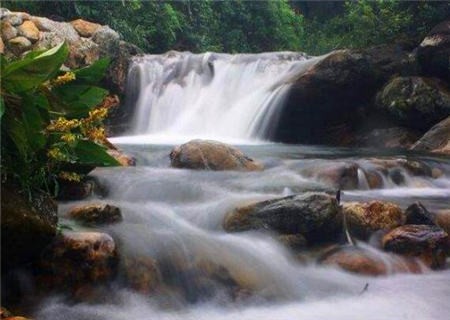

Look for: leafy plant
[1,42,120,196]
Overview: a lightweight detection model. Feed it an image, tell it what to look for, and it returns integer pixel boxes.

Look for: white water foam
[123,51,320,142]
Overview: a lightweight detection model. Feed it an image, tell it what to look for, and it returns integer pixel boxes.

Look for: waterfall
[123,51,320,143]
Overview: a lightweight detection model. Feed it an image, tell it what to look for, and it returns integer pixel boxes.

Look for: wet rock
[70,19,101,37]
[121,255,161,294]
[39,232,118,288]
[435,209,450,235]
[303,162,359,189]
[1,306,13,318]
[277,50,374,144]
[416,20,450,81]
[319,245,423,276]
[382,225,448,269]
[342,201,405,238]
[376,76,450,131]
[8,36,31,54]
[411,116,450,155]
[223,192,341,241]
[107,149,136,166]
[364,170,384,189]
[1,187,57,270]
[1,21,17,41]
[56,179,95,201]
[17,20,39,42]
[356,127,420,149]
[170,139,264,171]
[278,234,307,251]
[405,202,436,226]
[68,203,122,226]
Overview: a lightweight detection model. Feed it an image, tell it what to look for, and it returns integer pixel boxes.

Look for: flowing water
[34,52,450,319]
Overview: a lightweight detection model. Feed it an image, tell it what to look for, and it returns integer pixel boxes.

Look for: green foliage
[1,42,120,195]
[3,0,447,55]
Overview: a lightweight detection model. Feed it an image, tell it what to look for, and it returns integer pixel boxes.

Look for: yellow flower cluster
[47,118,80,132]
[47,147,67,161]
[52,72,76,87]
[60,133,77,143]
[59,171,81,182]
[86,127,106,143]
[87,107,109,122]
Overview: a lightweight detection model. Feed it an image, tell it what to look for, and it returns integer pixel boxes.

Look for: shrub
[1,42,120,196]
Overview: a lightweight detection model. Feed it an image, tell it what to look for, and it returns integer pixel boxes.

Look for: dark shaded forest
[5,0,449,55]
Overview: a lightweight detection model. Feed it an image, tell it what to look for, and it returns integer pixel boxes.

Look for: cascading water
[116,51,320,144]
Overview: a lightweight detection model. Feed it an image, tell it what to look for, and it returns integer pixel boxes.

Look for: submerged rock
[277,234,308,251]
[170,139,264,171]
[68,203,122,225]
[1,187,57,270]
[411,116,450,154]
[319,245,423,276]
[223,192,341,241]
[356,127,420,149]
[303,162,359,190]
[39,232,119,289]
[342,201,405,238]
[382,225,448,269]
[376,76,450,131]
[121,255,161,294]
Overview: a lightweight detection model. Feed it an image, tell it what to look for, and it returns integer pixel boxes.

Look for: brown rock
[70,19,101,37]
[278,234,307,250]
[0,37,4,54]
[8,36,31,54]
[364,170,383,189]
[382,224,448,269]
[17,20,39,42]
[68,203,122,225]
[343,201,405,238]
[39,232,119,289]
[319,246,423,276]
[311,162,359,189]
[170,139,264,171]
[122,255,161,294]
[1,21,17,41]
[435,209,450,234]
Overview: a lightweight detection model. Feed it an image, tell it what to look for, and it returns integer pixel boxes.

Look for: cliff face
[1,8,142,96]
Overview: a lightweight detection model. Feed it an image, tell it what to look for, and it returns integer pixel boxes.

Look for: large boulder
[382,225,448,269]
[416,20,450,81]
[1,187,57,271]
[342,201,406,238]
[376,76,450,131]
[170,140,264,171]
[38,232,119,289]
[223,192,341,241]
[411,116,450,154]
[275,43,417,144]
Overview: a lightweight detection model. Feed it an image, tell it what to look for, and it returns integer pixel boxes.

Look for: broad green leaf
[73,140,120,166]
[52,85,108,118]
[22,95,47,150]
[73,58,110,84]
[4,114,29,157]
[3,42,69,93]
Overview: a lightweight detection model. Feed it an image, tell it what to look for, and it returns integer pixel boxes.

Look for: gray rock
[223,192,341,241]
[376,76,450,131]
